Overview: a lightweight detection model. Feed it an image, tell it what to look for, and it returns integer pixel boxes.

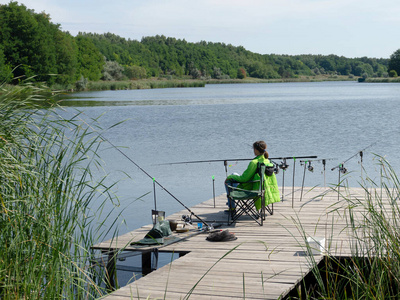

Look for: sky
[3,0,400,58]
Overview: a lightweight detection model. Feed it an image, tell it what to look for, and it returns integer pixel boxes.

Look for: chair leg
[261,199,264,226]
[227,196,236,225]
[265,204,273,216]
[228,208,234,225]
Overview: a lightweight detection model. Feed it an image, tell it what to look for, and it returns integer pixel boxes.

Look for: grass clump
[287,156,400,299]
[0,81,119,299]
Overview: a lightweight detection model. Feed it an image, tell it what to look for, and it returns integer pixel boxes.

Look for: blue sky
[3,0,400,58]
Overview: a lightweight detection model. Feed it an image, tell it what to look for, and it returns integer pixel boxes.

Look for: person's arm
[226,160,257,182]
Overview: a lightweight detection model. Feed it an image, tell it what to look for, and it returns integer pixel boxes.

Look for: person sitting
[224,141,280,213]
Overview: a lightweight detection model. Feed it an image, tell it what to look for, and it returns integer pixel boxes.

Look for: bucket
[168,219,178,231]
[306,236,326,255]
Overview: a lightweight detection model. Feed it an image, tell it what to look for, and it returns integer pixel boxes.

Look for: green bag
[159,220,172,237]
[132,220,172,245]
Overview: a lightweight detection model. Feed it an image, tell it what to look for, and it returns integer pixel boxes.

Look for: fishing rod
[159,155,319,166]
[160,155,318,180]
[331,141,378,201]
[273,156,317,203]
[106,140,212,229]
[299,158,337,202]
[76,116,213,230]
[331,141,378,172]
[123,142,212,227]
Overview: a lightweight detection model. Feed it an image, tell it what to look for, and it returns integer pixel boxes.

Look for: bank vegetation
[1,2,399,93]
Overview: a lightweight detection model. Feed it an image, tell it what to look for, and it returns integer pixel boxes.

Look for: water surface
[61,81,400,236]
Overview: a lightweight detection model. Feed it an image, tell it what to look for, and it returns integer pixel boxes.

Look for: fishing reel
[300,160,314,172]
[269,161,280,175]
[308,161,314,172]
[181,214,192,224]
[279,161,289,171]
[339,165,347,174]
[274,162,280,175]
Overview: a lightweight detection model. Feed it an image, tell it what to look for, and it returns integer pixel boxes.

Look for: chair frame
[226,163,274,226]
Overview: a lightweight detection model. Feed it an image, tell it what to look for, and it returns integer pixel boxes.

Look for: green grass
[0,81,120,299]
[286,155,400,299]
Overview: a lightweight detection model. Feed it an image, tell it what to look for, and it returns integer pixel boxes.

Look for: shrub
[102,60,124,81]
[75,75,88,91]
[124,65,147,80]
[237,67,246,79]
[389,70,398,77]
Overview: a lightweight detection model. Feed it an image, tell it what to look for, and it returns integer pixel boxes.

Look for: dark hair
[253,141,268,159]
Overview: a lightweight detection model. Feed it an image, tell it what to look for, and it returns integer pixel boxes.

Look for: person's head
[253,141,269,158]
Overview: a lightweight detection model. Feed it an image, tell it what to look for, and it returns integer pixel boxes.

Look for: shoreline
[69,74,358,93]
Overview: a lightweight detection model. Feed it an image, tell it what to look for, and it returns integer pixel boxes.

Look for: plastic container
[306,236,326,255]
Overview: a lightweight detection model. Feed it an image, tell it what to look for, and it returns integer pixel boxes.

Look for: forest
[0,2,398,89]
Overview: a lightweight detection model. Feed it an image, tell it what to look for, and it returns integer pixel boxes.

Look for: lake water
[61,81,400,238]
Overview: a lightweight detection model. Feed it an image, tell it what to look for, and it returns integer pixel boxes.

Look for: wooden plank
[93,186,383,299]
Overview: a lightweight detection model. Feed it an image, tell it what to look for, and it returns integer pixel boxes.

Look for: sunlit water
[60,81,400,285]
[61,81,400,236]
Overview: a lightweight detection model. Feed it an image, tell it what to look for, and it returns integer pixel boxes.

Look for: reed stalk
[288,155,400,299]
[0,81,119,299]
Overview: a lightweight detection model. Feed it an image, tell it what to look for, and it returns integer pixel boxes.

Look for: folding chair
[226,163,275,226]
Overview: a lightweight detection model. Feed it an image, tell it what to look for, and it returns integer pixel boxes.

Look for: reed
[84,79,206,91]
[0,81,119,299]
[287,155,400,299]
[365,77,400,83]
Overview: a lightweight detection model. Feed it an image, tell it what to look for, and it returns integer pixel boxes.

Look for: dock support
[105,250,118,291]
[142,251,152,276]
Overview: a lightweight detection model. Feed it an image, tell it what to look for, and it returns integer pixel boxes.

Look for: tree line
[1,2,399,89]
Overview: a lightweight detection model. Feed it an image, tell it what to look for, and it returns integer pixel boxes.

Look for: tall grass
[288,156,400,299]
[85,79,206,91]
[0,81,119,299]
[365,77,400,83]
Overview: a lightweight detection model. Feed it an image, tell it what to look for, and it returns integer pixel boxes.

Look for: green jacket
[226,155,280,210]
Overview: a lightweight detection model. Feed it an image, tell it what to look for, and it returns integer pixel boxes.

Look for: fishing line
[299,158,336,201]
[331,141,378,171]
[75,113,212,229]
[104,137,211,228]
[331,141,378,201]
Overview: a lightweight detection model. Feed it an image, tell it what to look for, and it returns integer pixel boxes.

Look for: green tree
[75,35,104,81]
[53,31,78,85]
[0,2,41,80]
[0,47,13,82]
[353,62,373,77]
[388,49,400,76]
[0,2,79,85]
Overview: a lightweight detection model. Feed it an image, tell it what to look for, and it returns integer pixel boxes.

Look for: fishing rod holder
[152,210,165,225]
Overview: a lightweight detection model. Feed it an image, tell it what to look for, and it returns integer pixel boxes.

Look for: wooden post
[142,251,152,276]
[106,250,117,291]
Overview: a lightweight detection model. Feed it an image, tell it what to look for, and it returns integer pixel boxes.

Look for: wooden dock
[93,186,367,299]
